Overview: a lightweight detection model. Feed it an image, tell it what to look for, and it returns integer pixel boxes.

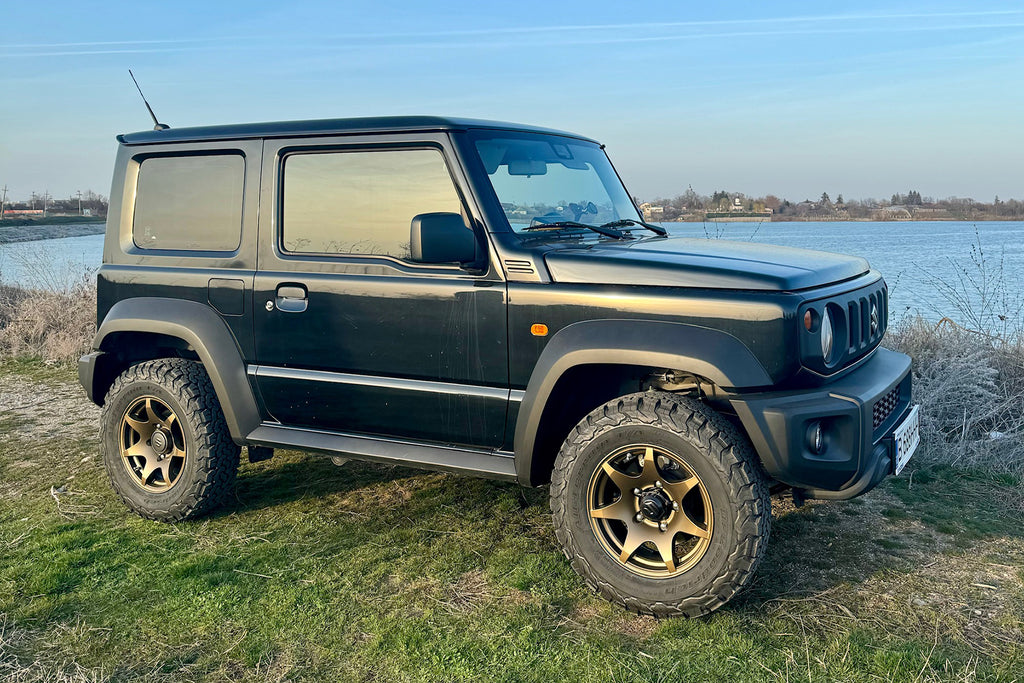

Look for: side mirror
[410,212,477,264]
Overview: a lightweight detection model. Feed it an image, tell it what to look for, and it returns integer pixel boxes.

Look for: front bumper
[730,347,913,500]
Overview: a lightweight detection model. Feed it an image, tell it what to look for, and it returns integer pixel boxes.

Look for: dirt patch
[0,374,99,441]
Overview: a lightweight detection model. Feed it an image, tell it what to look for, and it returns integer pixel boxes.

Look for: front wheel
[550,392,771,617]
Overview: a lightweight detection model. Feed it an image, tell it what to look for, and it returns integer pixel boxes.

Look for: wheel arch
[513,319,772,486]
[83,297,261,443]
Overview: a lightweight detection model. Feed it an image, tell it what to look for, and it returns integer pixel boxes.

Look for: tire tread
[549,391,771,618]
[101,358,239,522]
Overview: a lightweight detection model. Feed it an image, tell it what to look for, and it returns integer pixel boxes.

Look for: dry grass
[0,243,97,363]
[0,281,95,362]
[885,317,1024,475]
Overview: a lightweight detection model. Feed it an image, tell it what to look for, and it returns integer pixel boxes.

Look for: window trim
[130,150,247,254]
[275,142,476,268]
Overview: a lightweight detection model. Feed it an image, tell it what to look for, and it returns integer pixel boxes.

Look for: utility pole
[0,185,7,220]
[76,189,82,215]
[42,190,50,217]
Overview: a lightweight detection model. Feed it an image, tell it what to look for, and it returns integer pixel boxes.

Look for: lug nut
[672,501,680,511]
[655,480,663,489]
[659,522,667,532]
[635,513,644,522]
[633,488,642,496]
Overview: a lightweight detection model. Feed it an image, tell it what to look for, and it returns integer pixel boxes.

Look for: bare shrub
[921,225,1024,338]
[889,227,1024,474]
[885,317,1024,474]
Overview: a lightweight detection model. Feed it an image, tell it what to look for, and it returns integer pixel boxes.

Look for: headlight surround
[800,281,885,374]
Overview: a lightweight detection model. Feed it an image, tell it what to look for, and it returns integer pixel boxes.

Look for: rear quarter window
[133,154,244,251]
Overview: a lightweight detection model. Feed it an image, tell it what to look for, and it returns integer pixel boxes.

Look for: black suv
[79,116,920,617]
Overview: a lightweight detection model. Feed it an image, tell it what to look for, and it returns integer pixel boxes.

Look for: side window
[282,148,463,259]
[133,154,244,251]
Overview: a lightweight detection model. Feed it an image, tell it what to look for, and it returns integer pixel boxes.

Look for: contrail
[3,12,1024,58]
[3,8,1023,50]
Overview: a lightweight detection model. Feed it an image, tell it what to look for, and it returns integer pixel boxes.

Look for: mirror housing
[410,212,477,264]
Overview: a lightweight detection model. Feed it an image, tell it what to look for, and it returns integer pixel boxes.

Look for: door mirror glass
[410,212,477,264]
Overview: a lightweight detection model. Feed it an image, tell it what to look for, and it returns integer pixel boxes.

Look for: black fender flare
[513,319,772,485]
[90,297,261,443]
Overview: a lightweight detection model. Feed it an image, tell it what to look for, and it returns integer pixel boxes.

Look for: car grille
[873,384,900,429]
[800,279,889,375]
[847,286,888,356]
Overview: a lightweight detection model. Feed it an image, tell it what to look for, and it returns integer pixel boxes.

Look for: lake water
[2,221,1022,329]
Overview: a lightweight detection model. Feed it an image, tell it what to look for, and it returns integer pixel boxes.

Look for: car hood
[542,236,870,291]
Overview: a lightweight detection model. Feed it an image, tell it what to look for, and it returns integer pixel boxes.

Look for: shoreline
[0,216,105,227]
[0,221,105,245]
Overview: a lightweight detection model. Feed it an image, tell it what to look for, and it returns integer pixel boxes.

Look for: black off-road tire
[550,391,771,618]
[100,358,240,522]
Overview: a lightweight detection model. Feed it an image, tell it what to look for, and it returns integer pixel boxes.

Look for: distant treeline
[1,190,108,220]
[640,188,1024,222]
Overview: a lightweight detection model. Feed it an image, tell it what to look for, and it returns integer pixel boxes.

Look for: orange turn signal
[531,323,549,337]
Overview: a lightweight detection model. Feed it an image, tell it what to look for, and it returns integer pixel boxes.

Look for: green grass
[1,362,1022,681]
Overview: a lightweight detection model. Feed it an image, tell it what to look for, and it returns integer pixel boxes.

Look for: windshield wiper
[522,221,629,239]
[600,219,668,236]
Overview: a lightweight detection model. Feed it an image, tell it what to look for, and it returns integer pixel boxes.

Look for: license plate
[893,404,921,475]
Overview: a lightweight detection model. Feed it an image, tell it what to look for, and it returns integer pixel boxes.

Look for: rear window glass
[133,154,244,251]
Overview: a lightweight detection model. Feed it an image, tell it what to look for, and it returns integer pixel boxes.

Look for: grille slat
[873,384,900,429]
[848,301,860,351]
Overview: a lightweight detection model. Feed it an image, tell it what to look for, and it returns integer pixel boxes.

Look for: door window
[281,148,464,259]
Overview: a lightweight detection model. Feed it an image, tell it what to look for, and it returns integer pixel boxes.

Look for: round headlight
[821,307,834,361]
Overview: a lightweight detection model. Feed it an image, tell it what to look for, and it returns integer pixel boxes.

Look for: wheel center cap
[151,429,171,455]
[639,491,671,522]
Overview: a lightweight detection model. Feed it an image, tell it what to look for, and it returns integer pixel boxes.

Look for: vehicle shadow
[221,450,547,519]
[220,454,1021,611]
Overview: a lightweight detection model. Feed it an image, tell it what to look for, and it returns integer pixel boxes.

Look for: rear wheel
[550,392,770,617]
[100,359,240,522]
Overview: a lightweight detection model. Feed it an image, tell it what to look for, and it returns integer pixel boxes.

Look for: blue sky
[1,0,1023,203]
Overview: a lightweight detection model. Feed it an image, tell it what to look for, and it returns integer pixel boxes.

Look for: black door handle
[274,284,307,313]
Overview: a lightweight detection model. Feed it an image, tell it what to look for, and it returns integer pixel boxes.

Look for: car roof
[117,116,599,145]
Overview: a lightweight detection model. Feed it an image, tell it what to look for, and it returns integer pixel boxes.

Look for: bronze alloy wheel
[588,444,714,577]
[119,395,187,493]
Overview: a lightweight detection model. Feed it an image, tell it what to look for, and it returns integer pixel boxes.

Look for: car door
[251,133,509,449]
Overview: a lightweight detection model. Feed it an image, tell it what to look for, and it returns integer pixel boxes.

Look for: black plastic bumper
[730,347,913,500]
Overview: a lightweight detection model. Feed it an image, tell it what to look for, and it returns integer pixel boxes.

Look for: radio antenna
[128,69,170,131]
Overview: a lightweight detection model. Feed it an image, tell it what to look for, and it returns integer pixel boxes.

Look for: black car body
[79,116,918,616]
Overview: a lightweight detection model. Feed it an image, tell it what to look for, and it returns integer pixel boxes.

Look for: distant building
[640,203,664,220]
[873,207,912,221]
